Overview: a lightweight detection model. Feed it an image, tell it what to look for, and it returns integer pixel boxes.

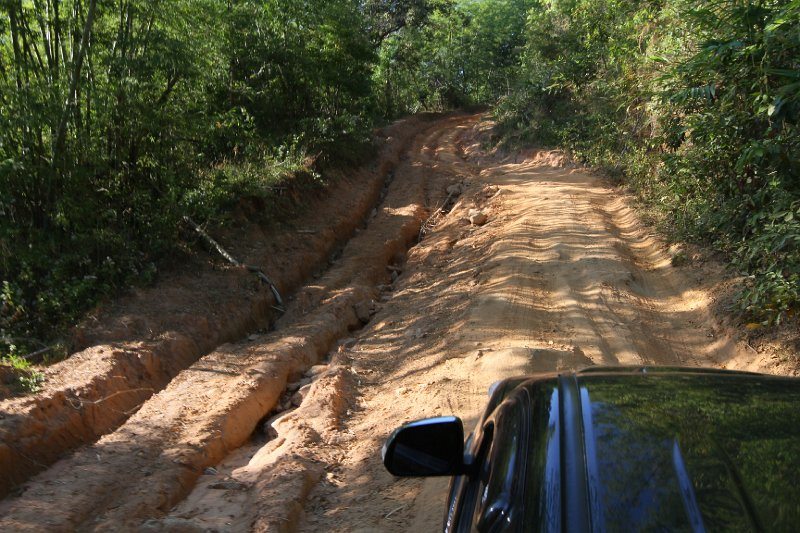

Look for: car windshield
[505,374,800,531]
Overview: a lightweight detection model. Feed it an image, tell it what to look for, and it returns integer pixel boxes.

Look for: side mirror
[382,416,465,476]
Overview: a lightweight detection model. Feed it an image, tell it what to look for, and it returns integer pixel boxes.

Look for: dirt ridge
[0,116,465,530]
[145,117,475,533]
[0,114,437,498]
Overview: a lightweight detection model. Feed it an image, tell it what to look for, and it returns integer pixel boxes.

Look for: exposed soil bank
[138,118,472,533]
[0,116,466,530]
[0,115,437,498]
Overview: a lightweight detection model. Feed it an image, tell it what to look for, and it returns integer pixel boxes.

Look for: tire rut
[0,115,472,531]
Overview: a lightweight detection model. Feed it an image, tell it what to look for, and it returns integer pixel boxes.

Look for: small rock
[355,300,372,323]
[247,334,261,341]
[468,209,488,226]
[405,328,424,339]
[446,183,464,196]
[203,467,218,476]
[307,365,328,377]
[395,386,409,396]
[327,432,353,445]
[286,381,303,392]
[339,337,357,349]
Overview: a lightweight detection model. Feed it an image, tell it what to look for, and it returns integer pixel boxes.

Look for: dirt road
[0,115,778,531]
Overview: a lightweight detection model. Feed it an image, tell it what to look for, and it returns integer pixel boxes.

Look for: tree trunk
[8,1,25,91]
[52,0,97,164]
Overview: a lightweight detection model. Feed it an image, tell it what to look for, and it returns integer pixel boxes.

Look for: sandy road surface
[293,118,766,531]
[0,115,773,531]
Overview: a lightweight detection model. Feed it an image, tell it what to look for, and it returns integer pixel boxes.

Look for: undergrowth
[0,0,377,362]
[495,0,800,327]
[0,355,45,394]
[0,143,360,363]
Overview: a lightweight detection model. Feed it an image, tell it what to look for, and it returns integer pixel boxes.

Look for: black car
[382,366,800,532]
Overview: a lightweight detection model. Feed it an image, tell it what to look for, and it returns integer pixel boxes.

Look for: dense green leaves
[373,0,534,116]
[497,0,800,324]
[0,0,379,359]
[3,0,797,361]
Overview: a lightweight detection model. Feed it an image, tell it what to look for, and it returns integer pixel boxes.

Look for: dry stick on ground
[2,336,59,362]
[419,189,457,240]
[20,345,57,362]
[182,216,285,311]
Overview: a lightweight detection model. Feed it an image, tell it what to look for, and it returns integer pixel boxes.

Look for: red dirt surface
[0,114,437,498]
[0,115,794,532]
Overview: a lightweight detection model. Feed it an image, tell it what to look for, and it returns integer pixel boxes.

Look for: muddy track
[0,115,471,531]
[0,115,784,532]
[0,114,441,498]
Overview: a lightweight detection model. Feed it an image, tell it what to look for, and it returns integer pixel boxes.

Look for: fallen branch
[20,344,58,362]
[66,387,155,412]
[419,189,457,240]
[183,216,285,310]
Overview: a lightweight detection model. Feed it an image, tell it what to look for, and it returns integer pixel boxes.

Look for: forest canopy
[2,0,798,362]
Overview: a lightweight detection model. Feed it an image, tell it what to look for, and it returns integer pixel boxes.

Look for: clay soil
[0,115,794,532]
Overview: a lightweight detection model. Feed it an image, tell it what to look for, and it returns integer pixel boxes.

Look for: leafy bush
[1,355,45,393]
[0,0,379,359]
[496,0,800,325]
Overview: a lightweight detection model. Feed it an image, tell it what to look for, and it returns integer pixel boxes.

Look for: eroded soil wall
[0,115,438,498]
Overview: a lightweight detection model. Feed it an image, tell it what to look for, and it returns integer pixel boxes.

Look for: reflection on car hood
[490,367,800,532]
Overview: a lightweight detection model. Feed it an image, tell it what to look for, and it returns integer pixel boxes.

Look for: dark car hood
[487,367,800,532]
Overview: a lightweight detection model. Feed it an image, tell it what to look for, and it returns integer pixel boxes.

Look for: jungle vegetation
[1,0,797,364]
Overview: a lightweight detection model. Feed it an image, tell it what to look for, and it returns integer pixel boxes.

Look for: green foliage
[497,0,800,325]
[0,0,381,358]
[1,355,45,393]
[183,147,312,226]
[221,0,377,156]
[373,0,534,117]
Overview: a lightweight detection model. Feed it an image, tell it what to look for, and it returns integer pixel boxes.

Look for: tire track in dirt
[135,118,473,533]
[0,115,471,531]
[0,115,437,498]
